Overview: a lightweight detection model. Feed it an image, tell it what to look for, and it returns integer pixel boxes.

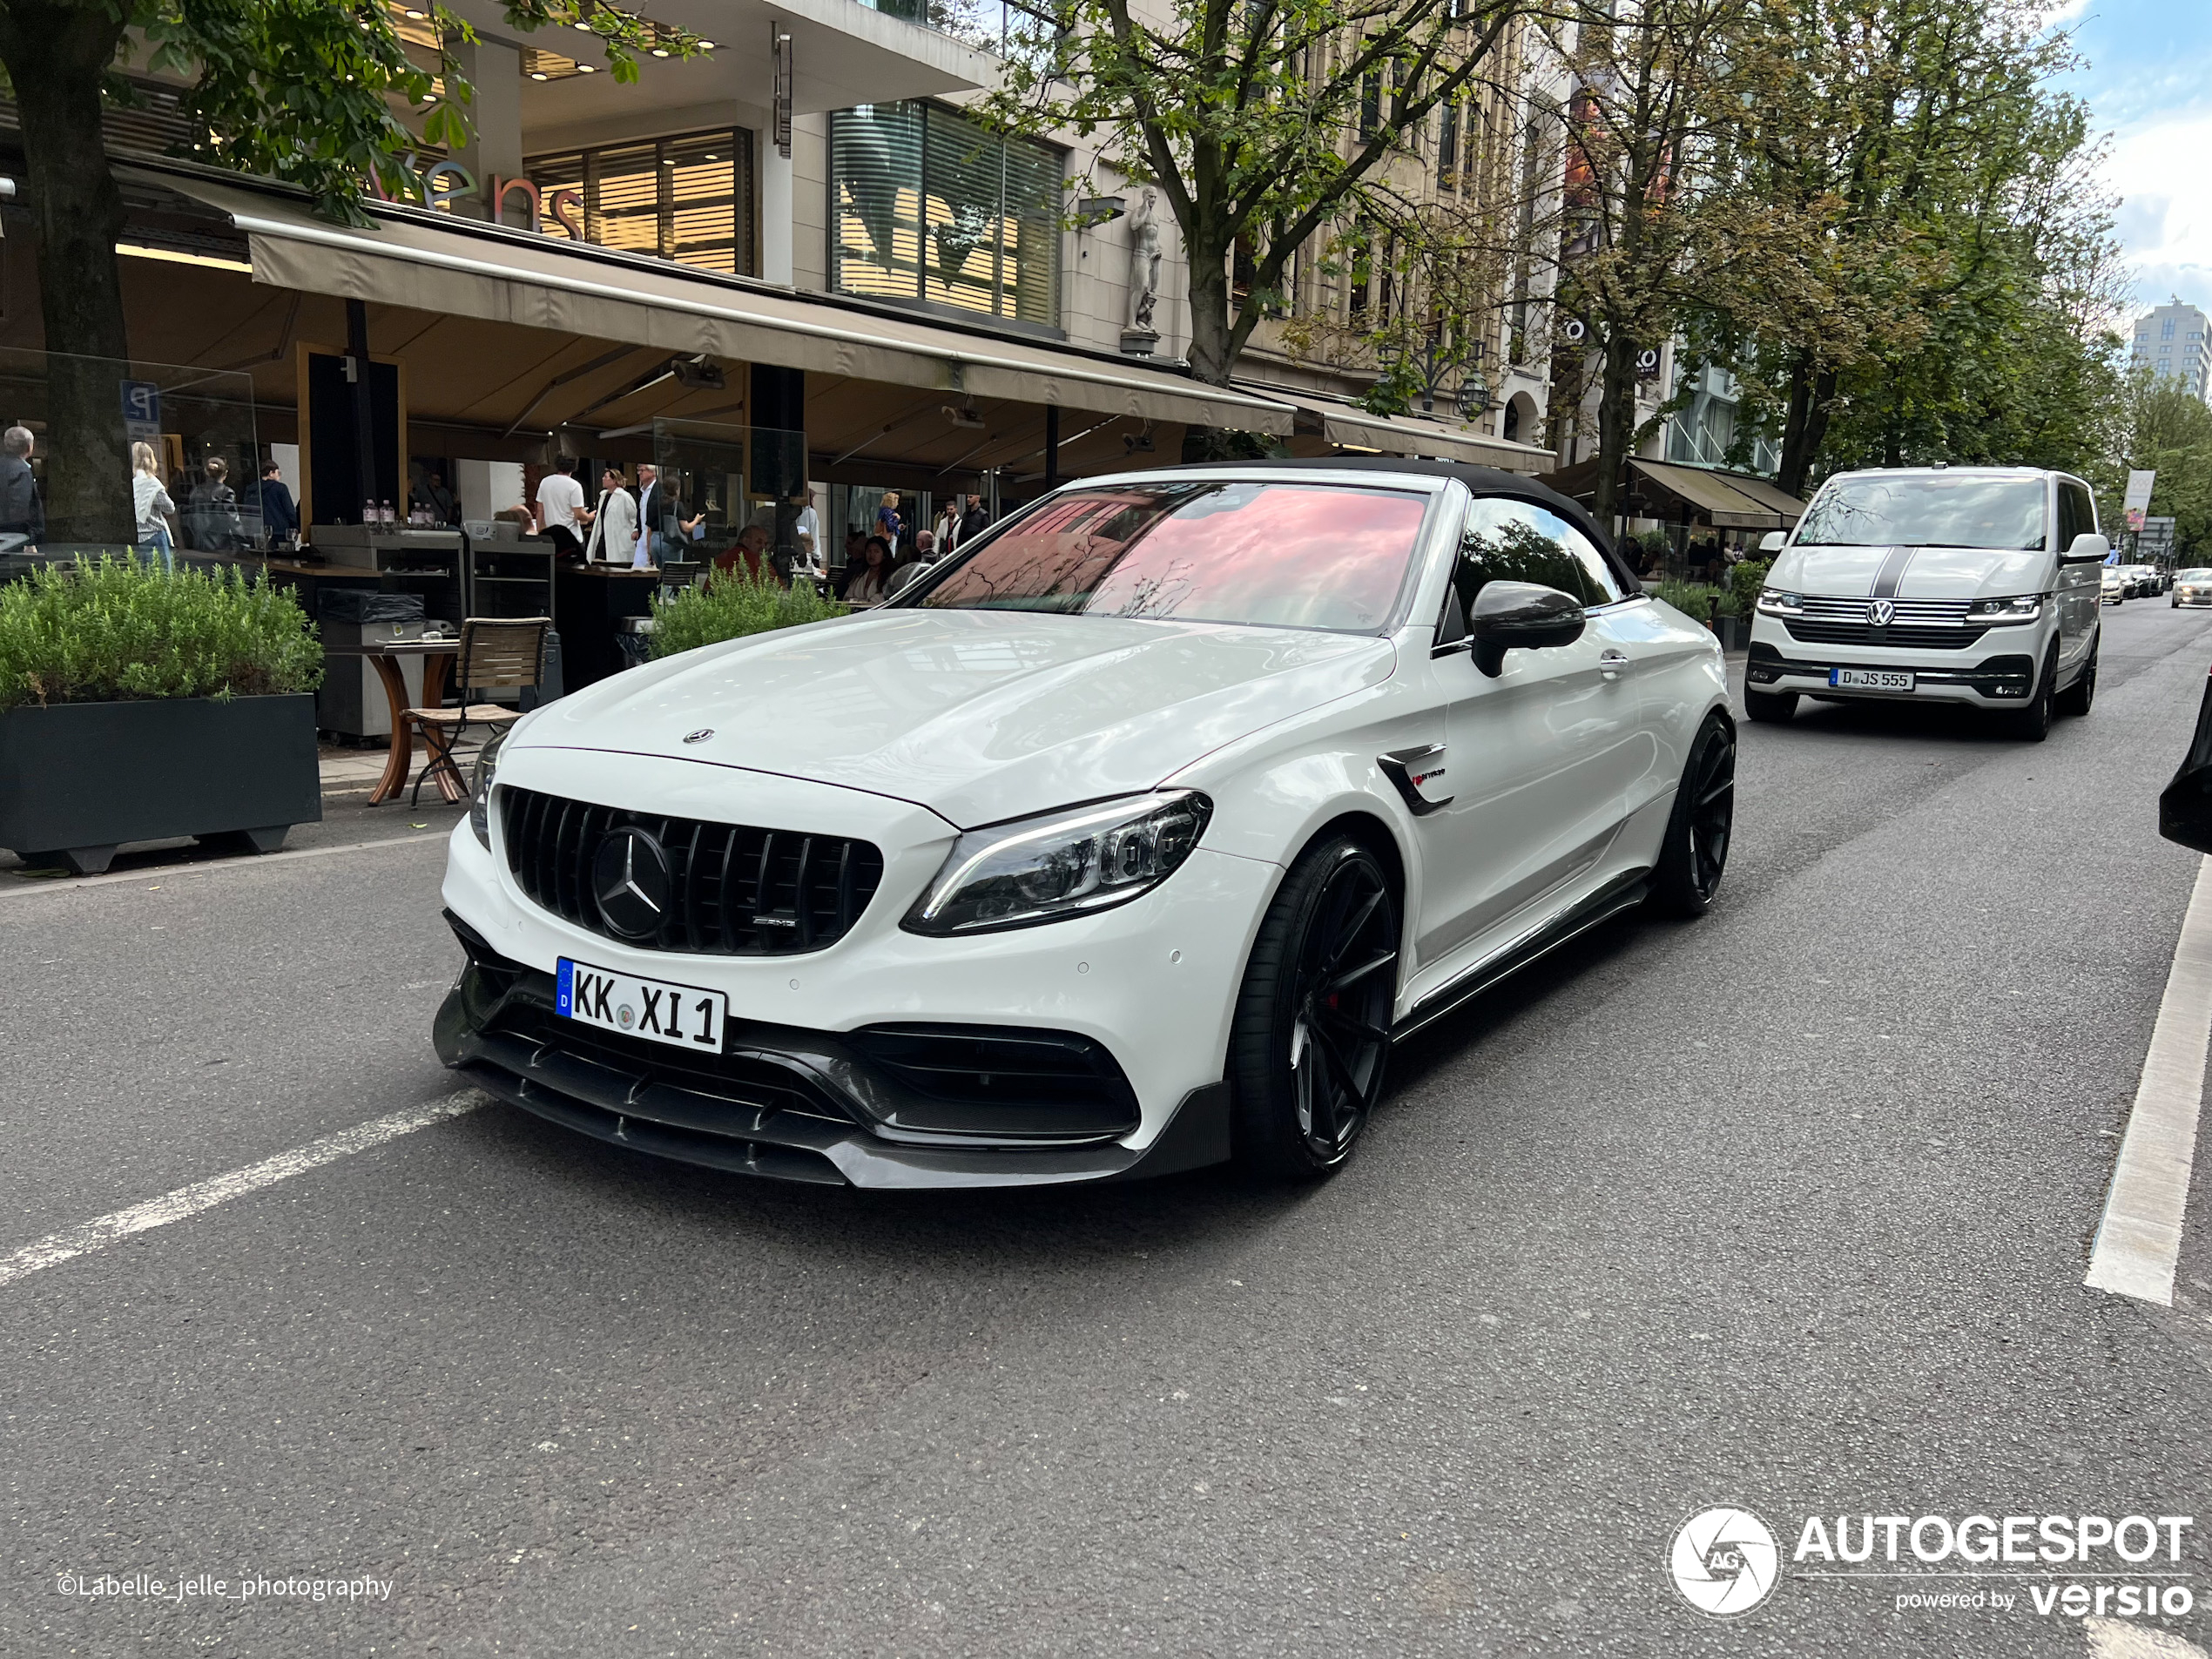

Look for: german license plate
[556,958,726,1051]
[1831,667,1914,691]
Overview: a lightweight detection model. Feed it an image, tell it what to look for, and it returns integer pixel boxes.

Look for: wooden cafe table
[320,637,463,805]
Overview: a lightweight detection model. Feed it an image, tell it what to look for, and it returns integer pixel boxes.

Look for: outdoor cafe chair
[404,616,551,806]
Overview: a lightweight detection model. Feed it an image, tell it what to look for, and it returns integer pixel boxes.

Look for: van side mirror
[1470,581,1585,678]
[1758,530,1786,555]
[2061,532,2110,565]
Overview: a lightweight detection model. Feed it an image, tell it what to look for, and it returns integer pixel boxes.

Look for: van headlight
[1967,595,2042,623]
[903,792,1213,935]
[1756,589,1804,617]
[469,731,506,848]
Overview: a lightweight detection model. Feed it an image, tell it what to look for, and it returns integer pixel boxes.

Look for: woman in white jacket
[583,465,640,564]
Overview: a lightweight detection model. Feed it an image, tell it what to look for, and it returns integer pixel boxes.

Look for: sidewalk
[319,738,486,799]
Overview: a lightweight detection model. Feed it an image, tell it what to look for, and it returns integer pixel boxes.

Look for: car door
[2054,477,2101,667]
[1406,496,1658,981]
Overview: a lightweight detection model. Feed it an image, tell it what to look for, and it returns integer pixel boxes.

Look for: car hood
[1770,543,2052,599]
[513,609,1396,828]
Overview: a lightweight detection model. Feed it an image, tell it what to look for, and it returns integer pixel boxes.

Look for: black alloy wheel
[1650,714,1736,916]
[2005,646,2057,742]
[1743,687,1797,724]
[2056,635,2097,718]
[1230,837,1400,1180]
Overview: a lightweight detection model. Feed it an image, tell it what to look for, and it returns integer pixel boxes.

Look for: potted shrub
[0,556,323,874]
[648,565,846,658]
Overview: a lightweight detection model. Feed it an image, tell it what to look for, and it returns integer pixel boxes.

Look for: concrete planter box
[0,695,321,875]
[1714,614,1751,651]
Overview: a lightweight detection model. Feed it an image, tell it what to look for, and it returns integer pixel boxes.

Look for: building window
[1360,74,1381,140]
[2163,318,2176,338]
[828,103,1063,331]
[1438,105,1460,188]
[529,130,755,275]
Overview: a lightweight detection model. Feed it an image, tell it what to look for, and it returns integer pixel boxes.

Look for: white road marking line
[2087,1615,2209,1658]
[0,830,450,901]
[0,1091,485,1290]
[2087,856,2212,1306]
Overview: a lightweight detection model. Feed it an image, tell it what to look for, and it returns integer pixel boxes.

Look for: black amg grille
[500,786,884,955]
[1783,619,1992,651]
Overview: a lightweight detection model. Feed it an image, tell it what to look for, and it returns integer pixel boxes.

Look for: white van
[1744,467,2107,741]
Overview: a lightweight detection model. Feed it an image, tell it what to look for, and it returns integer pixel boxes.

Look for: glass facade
[828,103,1062,330]
[529,130,756,276]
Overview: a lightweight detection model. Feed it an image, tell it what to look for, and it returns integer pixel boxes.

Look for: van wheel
[2003,647,2057,742]
[2055,637,2097,718]
[1743,688,1796,724]
[1229,837,1399,1181]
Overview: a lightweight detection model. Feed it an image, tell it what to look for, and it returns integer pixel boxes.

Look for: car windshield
[913,481,1430,634]
[2181,570,2212,582]
[1794,475,2047,550]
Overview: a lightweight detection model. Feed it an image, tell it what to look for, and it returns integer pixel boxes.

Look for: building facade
[2131,300,2212,403]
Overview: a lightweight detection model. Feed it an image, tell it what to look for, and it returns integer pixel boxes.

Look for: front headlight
[1756,589,1804,617]
[903,791,1213,936]
[469,730,506,848]
[1967,595,2042,623]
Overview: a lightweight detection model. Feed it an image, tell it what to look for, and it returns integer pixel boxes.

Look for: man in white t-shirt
[791,490,821,582]
[534,457,587,560]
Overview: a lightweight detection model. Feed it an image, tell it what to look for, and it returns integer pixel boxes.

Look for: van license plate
[1831,667,1914,691]
[557,958,726,1051]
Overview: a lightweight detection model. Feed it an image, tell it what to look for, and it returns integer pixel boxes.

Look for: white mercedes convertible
[435,460,1734,1186]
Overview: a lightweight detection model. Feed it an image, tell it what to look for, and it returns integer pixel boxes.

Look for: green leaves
[647,568,846,660]
[0,556,323,711]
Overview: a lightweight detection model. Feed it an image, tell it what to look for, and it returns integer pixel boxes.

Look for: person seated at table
[714,523,773,579]
[840,535,894,604]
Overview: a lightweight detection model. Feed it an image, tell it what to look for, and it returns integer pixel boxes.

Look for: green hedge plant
[1650,579,1719,624]
[0,556,321,711]
[649,566,846,659]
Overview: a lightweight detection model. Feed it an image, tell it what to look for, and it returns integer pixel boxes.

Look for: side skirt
[1391,867,1653,1043]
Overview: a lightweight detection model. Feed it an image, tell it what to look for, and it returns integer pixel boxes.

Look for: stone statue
[1125,188,1163,334]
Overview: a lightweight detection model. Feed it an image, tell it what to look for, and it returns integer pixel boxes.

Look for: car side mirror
[1758,530,1786,555]
[1470,581,1586,678]
[2061,532,2110,565]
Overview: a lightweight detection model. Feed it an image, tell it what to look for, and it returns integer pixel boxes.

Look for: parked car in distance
[435,461,1736,1189]
[1745,466,2106,739]
[2102,566,2129,605]
[2126,564,2163,597]
[2174,569,2212,608]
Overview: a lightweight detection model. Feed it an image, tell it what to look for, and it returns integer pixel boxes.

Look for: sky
[2054,0,2212,318]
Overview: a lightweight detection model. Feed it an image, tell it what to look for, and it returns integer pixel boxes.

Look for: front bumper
[435,934,1231,1188]
[1746,613,2041,707]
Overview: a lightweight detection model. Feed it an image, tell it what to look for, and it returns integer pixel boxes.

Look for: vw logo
[683,728,715,745]
[591,826,671,941]
[1867,599,1895,626]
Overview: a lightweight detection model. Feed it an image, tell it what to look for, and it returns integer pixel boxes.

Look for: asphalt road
[5,597,2212,1657]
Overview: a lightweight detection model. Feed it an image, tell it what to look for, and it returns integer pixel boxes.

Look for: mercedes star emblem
[1867,599,1895,626]
[591,826,671,941]
[684,728,715,745]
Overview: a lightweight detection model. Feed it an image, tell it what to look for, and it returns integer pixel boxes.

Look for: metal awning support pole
[1043,405,1060,492]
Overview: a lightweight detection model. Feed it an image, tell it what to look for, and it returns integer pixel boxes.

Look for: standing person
[256,461,298,548]
[131,441,179,570]
[933,496,961,554]
[875,490,903,557]
[583,464,638,564]
[791,489,821,582]
[182,456,243,551]
[0,425,44,547]
[535,456,588,560]
[959,492,990,546]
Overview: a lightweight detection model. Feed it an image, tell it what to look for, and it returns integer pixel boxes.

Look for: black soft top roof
[1163,456,1612,556]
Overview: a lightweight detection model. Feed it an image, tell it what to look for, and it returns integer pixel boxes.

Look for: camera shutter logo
[1669,1507,1779,1616]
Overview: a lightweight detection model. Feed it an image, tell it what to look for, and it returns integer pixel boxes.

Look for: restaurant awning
[123,165,1298,438]
[1271,397,1554,474]
[1539,455,1804,529]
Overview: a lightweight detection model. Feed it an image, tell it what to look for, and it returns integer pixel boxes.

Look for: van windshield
[1795,476,2047,551]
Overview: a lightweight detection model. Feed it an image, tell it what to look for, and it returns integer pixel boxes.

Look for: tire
[1229,835,1400,1181]
[2055,635,2097,718]
[2002,646,2057,742]
[1743,687,1797,724]
[1649,713,1736,918]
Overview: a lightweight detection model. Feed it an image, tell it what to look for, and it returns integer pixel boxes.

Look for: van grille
[499,786,884,955]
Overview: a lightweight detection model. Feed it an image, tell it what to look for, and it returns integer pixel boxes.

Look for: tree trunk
[1777,353,1837,500]
[0,2,133,546]
[1178,244,1244,463]
[1588,327,1639,538]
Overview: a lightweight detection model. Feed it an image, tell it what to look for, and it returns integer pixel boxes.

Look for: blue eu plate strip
[556,958,574,1017]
